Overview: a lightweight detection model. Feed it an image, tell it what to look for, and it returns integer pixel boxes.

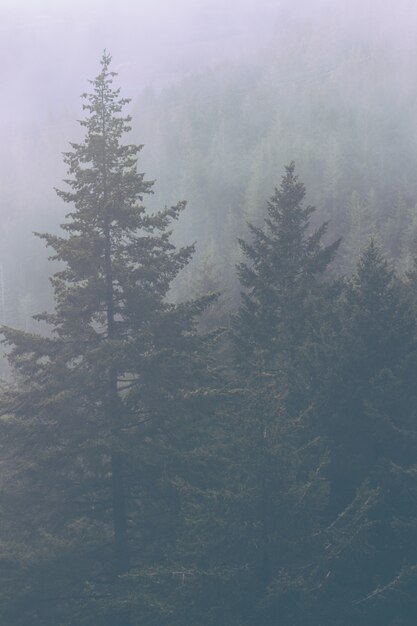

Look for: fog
[2,0,417,126]
[1,0,417,325]
[1,0,282,127]
[4,4,417,622]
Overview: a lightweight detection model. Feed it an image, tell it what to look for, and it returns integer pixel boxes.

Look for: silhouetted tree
[0,52,214,626]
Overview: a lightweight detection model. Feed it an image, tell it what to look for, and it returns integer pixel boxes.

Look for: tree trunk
[103,217,130,576]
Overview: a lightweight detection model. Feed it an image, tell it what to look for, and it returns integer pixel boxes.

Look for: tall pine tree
[0,53,214,626]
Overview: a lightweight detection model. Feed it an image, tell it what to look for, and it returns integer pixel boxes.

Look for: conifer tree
[0,53,214,626]
[313,240,417,625]
[320,240,417,509]
[179,164,339,625]
[233,161,340,409]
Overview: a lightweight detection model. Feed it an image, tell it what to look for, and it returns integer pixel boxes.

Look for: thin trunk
[104,220,130,575]
[100,96,130,576]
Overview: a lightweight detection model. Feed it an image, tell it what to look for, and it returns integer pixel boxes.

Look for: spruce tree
[233,161,340,408]
[176,164,339,625]
[225,163,340,623]
[0,53,213,626]
[313,240,417,625]
[320,240,417,508]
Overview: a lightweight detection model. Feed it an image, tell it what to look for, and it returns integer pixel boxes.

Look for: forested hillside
[3,9,417,323]
[135,21,417,296]
[2,3,417,624]
[2,51,417,624]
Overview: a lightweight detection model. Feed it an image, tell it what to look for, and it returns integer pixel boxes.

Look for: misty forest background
[2,1,417,624]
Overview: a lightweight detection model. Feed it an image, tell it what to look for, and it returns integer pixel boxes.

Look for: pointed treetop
[269,161,306,215]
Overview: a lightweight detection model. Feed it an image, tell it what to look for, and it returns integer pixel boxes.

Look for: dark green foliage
[0,53,214,625]
[233,162,340,410]
[311,241,417,625]
[3,44,417,626]
[319,241,417,507]
[183,165,338,624]
[150,366,329,626]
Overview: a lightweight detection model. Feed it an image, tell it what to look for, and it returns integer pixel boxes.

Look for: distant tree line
[1,55,417,626]
[3,25,417,337]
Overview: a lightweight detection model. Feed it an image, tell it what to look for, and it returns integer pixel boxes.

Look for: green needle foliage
[233,161,340,411]
[0,52,215,626]
[3,51,417,626]
[173,165,340,625]
[313,241,417,625]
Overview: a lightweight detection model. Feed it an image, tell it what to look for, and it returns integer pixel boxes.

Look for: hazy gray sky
[0,0,284,126]
[1,0,416,128]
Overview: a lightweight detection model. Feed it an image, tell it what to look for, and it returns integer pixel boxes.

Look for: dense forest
[3,4,417,624]
[3,8,417,329]
[136,29,417,292]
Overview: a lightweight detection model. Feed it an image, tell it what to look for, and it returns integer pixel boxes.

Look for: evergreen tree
[0,53,214,626]
[175,164,339,625]
[313,240,417,625]
[320,240,417,509]
[233,161,340,410]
